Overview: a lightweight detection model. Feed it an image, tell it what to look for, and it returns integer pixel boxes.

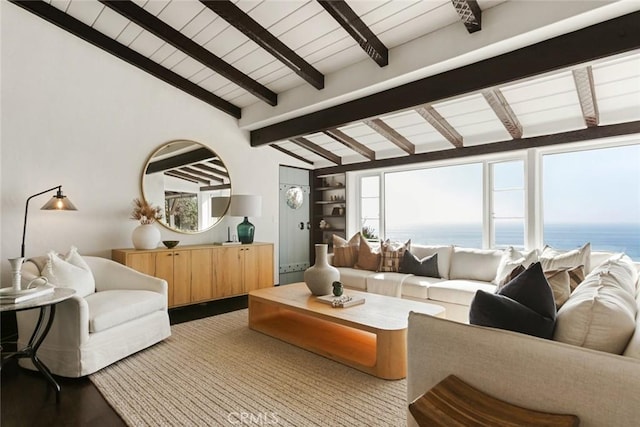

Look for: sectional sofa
[331,243,637,322]
[328,241,640,425]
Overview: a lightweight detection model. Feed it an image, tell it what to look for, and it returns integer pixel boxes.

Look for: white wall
[0,3,307,283]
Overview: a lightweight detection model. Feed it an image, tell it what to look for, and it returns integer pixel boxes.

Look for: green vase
[237,217,255,244]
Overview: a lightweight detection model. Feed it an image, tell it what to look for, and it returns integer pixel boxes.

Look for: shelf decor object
[130,198,162,250]
[304,244,339,296]
[230,195,262,244]
[21,185,77,257]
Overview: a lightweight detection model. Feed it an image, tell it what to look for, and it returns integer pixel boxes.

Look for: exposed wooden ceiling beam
[146,147,216,174]
[324,129,376,160]
[317,0,388,67]
[415,106,464,148]
[200,183,232,192]
[201,0,324,90]
[9,0,241,118]
[251,11,640,146]
[364,119,415,155]
[100,0,277,106]
[165,170,203,184]
[179,166,222,183]
[290,137,342,165]
[451,0,482,34]
[572,66,599,127]
[315,121,640,175]
[192,163,230,179]
[482,89,523,139]
[269,144,314,165]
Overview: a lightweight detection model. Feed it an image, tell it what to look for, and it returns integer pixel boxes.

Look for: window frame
[351,135,638,252]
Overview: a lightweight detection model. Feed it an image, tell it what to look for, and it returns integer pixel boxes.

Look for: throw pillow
[378,239,411,272]
[332,232,360,267]
[354,238,381,271]
[399,251,439,278]
[543,265,585,308]
[554,254,638,354]
[42,247,95,297]
[493,247,539,285]
[540,242,591,273]
[495,264,525,291]
[469,262,556,339]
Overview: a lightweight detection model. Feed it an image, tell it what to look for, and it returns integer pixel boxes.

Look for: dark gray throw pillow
[469,262,556,339]
[399,251,439,278]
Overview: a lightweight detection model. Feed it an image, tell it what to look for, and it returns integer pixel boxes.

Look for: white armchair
[18,256,171,377]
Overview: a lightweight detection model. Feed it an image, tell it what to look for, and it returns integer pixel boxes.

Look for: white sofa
[332,244,633,323]
[18,256,171,377]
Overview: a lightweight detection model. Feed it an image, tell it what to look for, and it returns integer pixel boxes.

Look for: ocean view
[386,223,640,261]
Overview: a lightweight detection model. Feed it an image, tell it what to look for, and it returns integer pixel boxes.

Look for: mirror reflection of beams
[142,140,231,234]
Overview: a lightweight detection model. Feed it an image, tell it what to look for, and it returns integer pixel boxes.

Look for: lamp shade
[41,191,77,211]
[229,195,262,218]
[211,196,230,217]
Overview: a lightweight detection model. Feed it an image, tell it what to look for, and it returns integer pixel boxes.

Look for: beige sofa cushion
[554,255,638,354]
[336,267,371,290]
[402,275,447,300]
[428,279,497,306]
[449,247,502,282]
[411,245,453,279]
[623,292,640,359]
[493,247,538,285]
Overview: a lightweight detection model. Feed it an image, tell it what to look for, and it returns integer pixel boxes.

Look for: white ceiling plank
[92,7,130,40]
[188,67,215,85]
[160,50,188,69]
[128,30,166,58]
[157,0,205,31]
[244,0,306,29]
[203,25,249,59]
[115,21,145,47]
[50,0,72,13]
[141,0,169,17]
[150,43,178,64]
[191,14,230,46]
[179,7,217,38]
[277,9,338,51]
[268,1,325,37]
[66,0,105,27]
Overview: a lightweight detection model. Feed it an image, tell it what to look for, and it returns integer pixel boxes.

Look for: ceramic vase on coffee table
[304,244,339,296]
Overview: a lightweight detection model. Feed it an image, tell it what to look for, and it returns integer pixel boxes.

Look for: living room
[2,0,639,426]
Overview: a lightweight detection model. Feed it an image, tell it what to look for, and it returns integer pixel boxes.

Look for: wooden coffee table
[248,283,445,380]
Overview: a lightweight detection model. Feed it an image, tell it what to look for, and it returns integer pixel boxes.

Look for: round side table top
[0,288,76,312]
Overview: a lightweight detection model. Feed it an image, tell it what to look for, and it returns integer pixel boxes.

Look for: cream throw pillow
[553,255,637,354]
[493,247,539,285]
[42,247,95,297]
[540,242,591,273]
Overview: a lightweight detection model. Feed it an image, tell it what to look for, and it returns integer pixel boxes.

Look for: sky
[380,143,640,226]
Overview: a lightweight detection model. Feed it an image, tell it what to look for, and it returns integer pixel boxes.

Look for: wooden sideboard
[112,243,274,308]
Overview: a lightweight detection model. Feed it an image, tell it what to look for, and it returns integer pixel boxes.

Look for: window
[354,139,640,260]
[360,175,380,239]
[542,144,640,259]
[385,163,483,247]
[491,161,525,249]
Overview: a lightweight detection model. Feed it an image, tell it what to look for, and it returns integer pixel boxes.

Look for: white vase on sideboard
[132,223,160,250]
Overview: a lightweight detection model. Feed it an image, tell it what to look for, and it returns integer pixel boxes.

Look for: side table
[1,288,75,403]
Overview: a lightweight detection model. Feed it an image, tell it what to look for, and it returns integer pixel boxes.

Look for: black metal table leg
[1,305,61,403]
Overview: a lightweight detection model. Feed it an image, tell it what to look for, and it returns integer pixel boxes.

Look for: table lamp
[229,195,261,244]
[21,185,77,257]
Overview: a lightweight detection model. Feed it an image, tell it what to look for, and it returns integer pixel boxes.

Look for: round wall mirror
[142,140,231,234]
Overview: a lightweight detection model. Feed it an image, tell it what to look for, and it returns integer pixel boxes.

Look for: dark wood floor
[1,296,248,427]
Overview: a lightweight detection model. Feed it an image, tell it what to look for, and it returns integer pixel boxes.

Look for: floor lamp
[229,195,262,244]
[21,185,77,257]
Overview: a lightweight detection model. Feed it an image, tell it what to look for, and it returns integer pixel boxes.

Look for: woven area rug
[90,309,407,426]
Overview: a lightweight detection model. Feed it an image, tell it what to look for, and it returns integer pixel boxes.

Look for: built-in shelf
[313,172,347,256]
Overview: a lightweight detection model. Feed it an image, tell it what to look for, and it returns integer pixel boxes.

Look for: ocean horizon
[385,222,640,260]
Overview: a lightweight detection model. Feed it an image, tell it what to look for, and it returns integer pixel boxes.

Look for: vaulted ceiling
[11,0,640,171]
